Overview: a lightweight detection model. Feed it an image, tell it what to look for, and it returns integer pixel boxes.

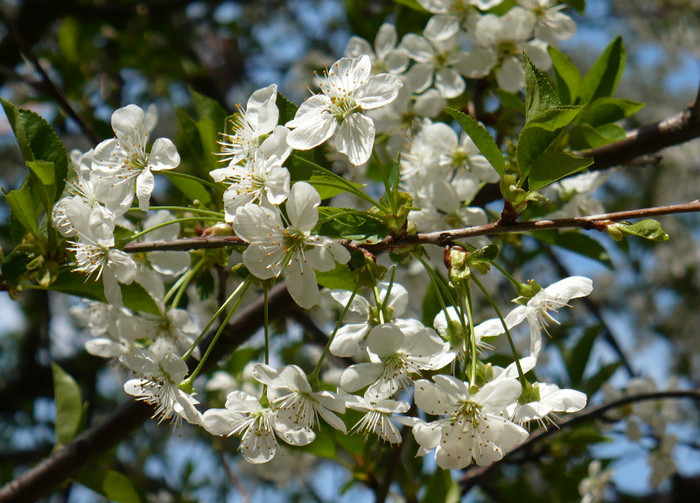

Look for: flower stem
[183,279,252,384]
[163,257,206,307]
[181,278,251,362]
[472,275,526,383]
[129,206,225,218]
[308,282,361,388]
[165,171,225,193]
[462,278,477,385]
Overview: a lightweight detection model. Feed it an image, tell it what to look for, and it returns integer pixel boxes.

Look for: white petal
[148,138,180,172]
[355,74,403,110]
[334,113,375,166]
[287,182,320,232]
[136,168,154,211]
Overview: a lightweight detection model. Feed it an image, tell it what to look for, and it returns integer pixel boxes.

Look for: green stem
[163,257,206,306]
[413,253,458,307]
[492,260,522,290]
[471,275,526,383]
[166,171,225,193]
[462,279,477,385]
[183,280,252,382]
[263,287,270,365]
[308,282,361,386]
[125,216,223,244]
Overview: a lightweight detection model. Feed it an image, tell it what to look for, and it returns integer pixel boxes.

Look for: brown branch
[0,283,295,503]
[122,200,700,254]
[459,389,700,494]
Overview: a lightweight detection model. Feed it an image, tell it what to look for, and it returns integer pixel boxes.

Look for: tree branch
[459,389,700,494]
[472,90,700,207]
[0,283,295,503]
[121,200,700,254]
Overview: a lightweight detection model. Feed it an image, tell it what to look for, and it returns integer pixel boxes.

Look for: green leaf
[315,263,360,291]
[392,0,430,13]
[580,36,626,104]
[524,54,561,121]
[388,155,401,194]
[76,468,141,503]
[195,268,215,300]
[533,230,613,269]
[58,17,81,63]
[548,45,582,105]
[190,87,227,131]
[317,207,389,241]
[49,270,162,315]
[517,107,581,177]
[585,361,622,396]
[561,0,585,13]
[3,181,41,236]
[613,219,669,242]
[496,89,526,114]
[1,249,33,285]
[569,123,626,149]
[528,151,594,192]
[446,108,505,176]
[302,430,338,460]
[26,160,57,211]
[0,97,68,199]
[421,469,460,503]
[276,92,299,125]
[52,363,84,446]
[164,172,212,204]
[566,325,600,387]
[577,97,644,127]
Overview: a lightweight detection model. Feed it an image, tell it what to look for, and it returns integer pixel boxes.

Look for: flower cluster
[50,0,603,475]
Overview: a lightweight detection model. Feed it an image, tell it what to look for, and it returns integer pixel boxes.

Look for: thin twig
[459,389,700,494]
[122,200,700,254]
[216,449,250,503]
[0,8,100,144]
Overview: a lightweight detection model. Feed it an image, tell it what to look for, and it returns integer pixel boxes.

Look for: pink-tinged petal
[148,138,180,172]
[414,379,454,416]
[355,74,403,110]
[246,84,279,134]
[136,168,154,211]
[287,181,320,231]
[286,97,336,150]
[285,257,321,309]
[334,113,375,166]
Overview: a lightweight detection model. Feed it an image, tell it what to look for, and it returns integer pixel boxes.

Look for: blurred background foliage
[1,0,700,501]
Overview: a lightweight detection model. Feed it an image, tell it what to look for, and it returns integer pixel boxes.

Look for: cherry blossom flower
[63,198,137,306]
[202,391,314,464]
[412,375,528,469]
[252,363,347,435]
[339,322,454,401]
[211,151,290,222]
[328,281,410,358]
[518,0,576,43]
[345,23,409,74]
[505,276,593,358]
[233,182,350,309]
[123,350,202,427]
[286,55,402,165]
[216,84,290,166]
[92,104,180,211]
[342,391,411,444]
